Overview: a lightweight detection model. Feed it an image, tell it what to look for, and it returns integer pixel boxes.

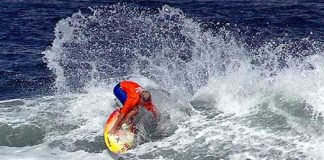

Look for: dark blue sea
[1,1,324,159]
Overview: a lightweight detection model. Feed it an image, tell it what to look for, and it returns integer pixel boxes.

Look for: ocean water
[1,1,324,160]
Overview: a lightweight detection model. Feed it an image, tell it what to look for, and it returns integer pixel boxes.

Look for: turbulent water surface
[1,1,324,160]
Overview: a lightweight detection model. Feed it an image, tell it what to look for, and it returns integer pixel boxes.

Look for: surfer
[110,80,158,134]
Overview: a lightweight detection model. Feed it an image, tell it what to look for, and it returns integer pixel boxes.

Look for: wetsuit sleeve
[143,102,156,114]
[120,96,139,115]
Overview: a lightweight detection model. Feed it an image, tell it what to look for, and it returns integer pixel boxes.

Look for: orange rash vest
[119,81,155,115]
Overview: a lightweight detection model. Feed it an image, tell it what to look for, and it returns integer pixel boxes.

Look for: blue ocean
[1,1,324,159]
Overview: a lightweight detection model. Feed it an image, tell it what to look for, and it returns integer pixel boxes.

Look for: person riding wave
[110,80,158,134]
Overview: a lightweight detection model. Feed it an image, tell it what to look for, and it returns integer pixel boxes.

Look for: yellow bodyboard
[103,110,136,154]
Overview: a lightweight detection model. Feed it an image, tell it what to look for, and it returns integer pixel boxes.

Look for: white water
[1,4,324,160]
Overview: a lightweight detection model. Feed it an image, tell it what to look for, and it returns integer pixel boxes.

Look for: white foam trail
[127,112,315,159]
[0,145,115,160]
[310,136,324,159]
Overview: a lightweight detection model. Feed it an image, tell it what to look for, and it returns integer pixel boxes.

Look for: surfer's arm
[110,112,125,134]
[110,99,135,134]
[144,102,158,119]
[152,107,159,120]
[125,106,139,121]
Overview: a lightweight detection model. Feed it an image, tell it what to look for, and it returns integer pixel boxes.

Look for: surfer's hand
[110,129,115,135]
[110,127,117,135]
[155,115,161,124]
[153,109,160,122]
[111,125,122,135]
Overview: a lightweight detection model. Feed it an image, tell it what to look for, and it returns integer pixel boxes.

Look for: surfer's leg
[113,83,127,105]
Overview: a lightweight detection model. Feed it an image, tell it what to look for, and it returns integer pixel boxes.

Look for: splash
[43,4,247,97]
[39,3,324,159]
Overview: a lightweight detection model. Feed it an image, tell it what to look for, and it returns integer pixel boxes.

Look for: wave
[1,3,323,159]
